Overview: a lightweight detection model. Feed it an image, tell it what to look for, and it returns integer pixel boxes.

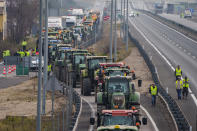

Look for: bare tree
[6,0,39,43]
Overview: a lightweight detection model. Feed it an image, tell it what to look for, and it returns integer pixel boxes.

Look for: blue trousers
[177,89,182,100]
[152,95,156,105]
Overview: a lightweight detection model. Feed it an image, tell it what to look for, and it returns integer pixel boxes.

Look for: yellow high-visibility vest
[26,51,30,56]
[48,64,52,72]
[22,41,27,46]
[183,79,189,88]
[176,68,182,76]
[176,80,183,89]
[151,86,157,95]
[21,52,25,57]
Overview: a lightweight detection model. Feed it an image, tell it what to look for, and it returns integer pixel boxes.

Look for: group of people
[149,65,190,106]
[175,65,189,100]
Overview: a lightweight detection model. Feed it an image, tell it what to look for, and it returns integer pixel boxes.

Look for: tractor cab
[97,76,140,110]
[80,56,108,96]
[55,44,72,66]
[96,110,147,131]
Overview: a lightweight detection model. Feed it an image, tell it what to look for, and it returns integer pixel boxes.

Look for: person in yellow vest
[149,84,158,106]
[25,50,30,56]
[182,76,189,99]
[21,39,27,51]
[175,65,182,80]
[21,51,25,57]
[176,78,183,100]
[3,50,6,58]
[48,63,52,76]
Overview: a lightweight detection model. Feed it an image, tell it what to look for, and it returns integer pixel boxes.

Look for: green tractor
[80,56,108,96]
[70,52,91,88]
[95,66,131,102]
[97,76,140,116]
[55,44,72,66]
[64,49,89,85]
[90,110,147,131]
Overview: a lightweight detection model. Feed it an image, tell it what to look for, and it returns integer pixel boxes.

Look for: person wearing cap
[176,77,183,100]
[182,76,189,99]
[149,84,158,106]
[175,65,182,80]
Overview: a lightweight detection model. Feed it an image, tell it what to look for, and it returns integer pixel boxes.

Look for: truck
[48,17,62,28]
[62,16,77,27]
[72,9,84,17]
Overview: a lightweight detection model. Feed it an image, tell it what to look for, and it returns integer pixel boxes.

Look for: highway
[159,13,197,31]
[129,3,197,129]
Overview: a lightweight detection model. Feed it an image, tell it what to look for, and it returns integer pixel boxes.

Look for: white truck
[48,17,62,28]
[72,9,84,16]
[62,16,77,27]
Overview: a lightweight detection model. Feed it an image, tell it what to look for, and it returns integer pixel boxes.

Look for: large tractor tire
[72,73,77,88]
[82,78,91,96]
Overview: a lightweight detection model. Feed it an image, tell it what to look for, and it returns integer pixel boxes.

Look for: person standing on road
[182,76,189,99]
[48,63,52,77]
[21,39,27,51]
[176,78,183,100]
[175,65,182,80]
[149,84,158,106]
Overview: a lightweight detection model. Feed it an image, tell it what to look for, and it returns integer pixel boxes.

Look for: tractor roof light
[114,125,120,129]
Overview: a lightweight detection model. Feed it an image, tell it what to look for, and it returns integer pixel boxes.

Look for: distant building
[0,0,6,40]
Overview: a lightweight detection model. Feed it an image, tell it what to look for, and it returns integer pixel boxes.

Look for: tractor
[70,52,91,88]
[55,44,72,66]
[90,110,147,131]
[94,63,131,102]
[97,76,141,117]
[63,49,89,84]
[80,56,108,96]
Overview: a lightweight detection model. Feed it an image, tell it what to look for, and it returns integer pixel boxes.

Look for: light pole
[110,0,113,62]
[36,0,43,130]
[126,0,128,51]
[123,0,126,42]
[42,0,48,115]
[114,0,117,62]
[120,0,122,38]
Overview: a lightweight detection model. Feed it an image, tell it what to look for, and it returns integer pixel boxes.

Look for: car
[129,11,136,17]
[29,56,44,71]
[184,9,192,18]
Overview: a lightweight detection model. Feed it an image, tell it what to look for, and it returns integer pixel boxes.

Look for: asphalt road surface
[159,13,197,31]
[128,4,197,129]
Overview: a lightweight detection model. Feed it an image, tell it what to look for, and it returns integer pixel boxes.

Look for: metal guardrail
[128,32,190,131]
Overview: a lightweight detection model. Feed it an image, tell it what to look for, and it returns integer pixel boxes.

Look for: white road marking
[184,49,186,52]
[141,105,159,131]
[176,44,179,47]
[188,52,191,55]
[130,19,197,108]
[73,96,83,131]
[179,46,182,49]
[81,96,95,131]
[192,56,196,59]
